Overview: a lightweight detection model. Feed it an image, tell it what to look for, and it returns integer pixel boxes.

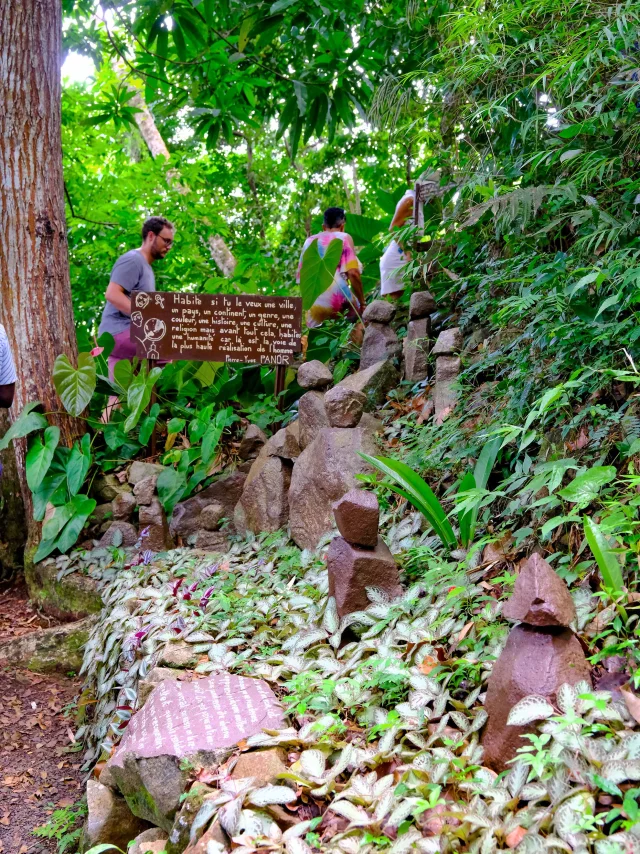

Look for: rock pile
[360,300,402,370]
[403,291,435,383]
[327,489,402,617]
[433,327,462,424]
[481,553,591,770]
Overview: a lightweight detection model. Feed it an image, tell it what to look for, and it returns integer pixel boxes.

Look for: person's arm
[105,281,132,315]
[0,383,15,408]
[346,269,365,312]
[389,194,414,231]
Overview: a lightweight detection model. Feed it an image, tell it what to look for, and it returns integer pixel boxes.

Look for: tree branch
[64,184,117,227]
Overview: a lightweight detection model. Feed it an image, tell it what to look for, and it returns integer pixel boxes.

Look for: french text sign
[130,292,302,365]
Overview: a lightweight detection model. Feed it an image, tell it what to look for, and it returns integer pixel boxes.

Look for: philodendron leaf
[26,425,60,491]
[558,466,616,506]
[53,352,97,416]
[156,466,187,516]
[299,237,344,311]
[0,402,48,451]
[506,695,555,726]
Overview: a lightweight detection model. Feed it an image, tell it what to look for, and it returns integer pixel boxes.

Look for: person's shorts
[107,328,168,381]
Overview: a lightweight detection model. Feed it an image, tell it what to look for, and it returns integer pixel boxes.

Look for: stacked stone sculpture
[433,327,462,423]
[404,291,435,383]
[360,300,402,370]
[481,553,591,771]
[327,488,402,618]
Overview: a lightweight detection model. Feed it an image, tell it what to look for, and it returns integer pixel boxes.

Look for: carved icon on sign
[139,317,167,359]
[131,311,143,328]
[136,293,151,310]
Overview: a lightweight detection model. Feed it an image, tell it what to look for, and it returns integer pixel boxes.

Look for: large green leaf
[124,367,162,433]
[55,495,97,555]
[32,472,67,521]
[345,213,387,246]
[26,426,60,492]
[66,433,92,497]
[583,516,624,595]
[474,437,501,491]
[558,466,616,506]
[156,467,187,516]
[0,402,48,451]
[457,471,477,549]
[53,352,97,416]
[299,238,344,311]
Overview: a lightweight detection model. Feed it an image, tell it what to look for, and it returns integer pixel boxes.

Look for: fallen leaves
[621,683,640,724]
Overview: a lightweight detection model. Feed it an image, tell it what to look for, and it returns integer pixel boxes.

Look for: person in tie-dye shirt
[296,207,365,328]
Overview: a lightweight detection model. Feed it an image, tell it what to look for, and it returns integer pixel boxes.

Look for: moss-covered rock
[0,615,97,673]
[25,558,103,620]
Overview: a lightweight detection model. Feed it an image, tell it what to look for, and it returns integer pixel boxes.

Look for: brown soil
[0,583,85,853]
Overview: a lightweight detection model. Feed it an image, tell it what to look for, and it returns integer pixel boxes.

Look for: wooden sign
[130,292,302,365]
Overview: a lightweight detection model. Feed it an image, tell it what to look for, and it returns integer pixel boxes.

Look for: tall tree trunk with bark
[0,0,80,523]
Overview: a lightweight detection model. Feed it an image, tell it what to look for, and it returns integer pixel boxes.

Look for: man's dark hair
[323,207,346,229]
[142,216,174,240]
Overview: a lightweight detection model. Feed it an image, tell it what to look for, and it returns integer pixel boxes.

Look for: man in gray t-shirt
[98,216,174,379]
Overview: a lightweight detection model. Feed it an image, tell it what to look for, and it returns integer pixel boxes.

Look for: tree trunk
[0,0,80,521]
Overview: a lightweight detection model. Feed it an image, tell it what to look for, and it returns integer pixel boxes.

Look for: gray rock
[297,360,333,389]
[100,521,138,548]
[403,318,430,383]
[139,498,174,552]
[91,473,132,503]
[199,502,226,531]
[409,291,436,319]
[360,323,401,371]
[194,530,229,551]
[107,675,284,831]
[166,782,214,854]
[128,461,165,486]
[266,421,301,460]
[112,491,136,521]
[130,828,168,854]
[238,424,267,460]
[170,472,247,539]
[298,390,330,450]
[289,420,381,551]
[0,615,96,674]
[159,641,200,669]
[234,455,292,535]
[82,780,149,853]
[139,497,165,528]
[138,666,182,707]
[432,327,462,356]
[333,488,379,548]
[434,356,461,424]
[328,536,402,618]
[133,475,157,506]
[324,386,366,428]
[334,360,399,412]
[362,300,396,324]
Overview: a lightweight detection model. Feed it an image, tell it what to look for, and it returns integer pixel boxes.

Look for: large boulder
[107,675,284,831]
[298,390,330,449]
[138,666,183,707]
[234,454,292,535]
[333,360,399,412]
[0,615,96,674]
[25,559,102,621]
[289,417,381,550]
[170,472,247,539]
[360,323,401,371]
[327,536,402,618]
[265,421,301,460]
[82,780,149,853]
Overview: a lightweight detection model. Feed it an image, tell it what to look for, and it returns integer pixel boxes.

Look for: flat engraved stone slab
[109,673,283,765]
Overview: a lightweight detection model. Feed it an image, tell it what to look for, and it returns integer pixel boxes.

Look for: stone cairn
[404,291,435,383]
[360,300,402,371]
[327,488,402,618]
[481,553,592,770]
[432,326,462,424]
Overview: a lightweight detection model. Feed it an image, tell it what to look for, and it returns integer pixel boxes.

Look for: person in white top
[0,324,17,408]
[379,188,415,298]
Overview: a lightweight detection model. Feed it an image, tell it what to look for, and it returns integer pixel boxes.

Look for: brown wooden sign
[130,292,302,365]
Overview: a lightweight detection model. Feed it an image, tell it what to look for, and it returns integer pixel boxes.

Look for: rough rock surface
[134,475,158,506]
[234,454,292,535]
[107,675,283,830]
[91,473,132,503]
[432,327,462,356]
[238,424,267,460]
[409,291,436,319]
[139,498,175,552]
[100,521,138,548]
[171,472,247,539]
[159,641,200,669]
[503,554,576,627]
[360,323,401,371]
[112,491,136,520]
[231,748,287,786]
[362,300,396,324]
[266,421,301,459]
[200,502,226,531]
[482,625,591,770]
[0,615,96,673]
[434,356,461,424]
[297,360,333,389]
[138,666,182,707]
[83,779,149,852]
[333,488,379,548]
[194,530,229,551]
[129,461,165,485]
[403,318,430,383]
[324,386,366,428]
[298,390,330,449]
[130,828,168,854]
[183,821,229,853]
[289,420,381,550]
[334,360,399,412]
[166,782,214,854]
[328,536,402,617]
[24,559,102,620]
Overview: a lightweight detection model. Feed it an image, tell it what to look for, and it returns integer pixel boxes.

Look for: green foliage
[33,799,87,854]
[298,238,344,311]
[583,517,624,596]
[53,352,97,416]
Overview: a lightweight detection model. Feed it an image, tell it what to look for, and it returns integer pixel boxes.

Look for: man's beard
[150,239,164,260]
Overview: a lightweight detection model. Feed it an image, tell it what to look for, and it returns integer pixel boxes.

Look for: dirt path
[0,584,85,853]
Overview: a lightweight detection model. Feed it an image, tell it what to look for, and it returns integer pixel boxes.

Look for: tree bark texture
[0,0,81,514]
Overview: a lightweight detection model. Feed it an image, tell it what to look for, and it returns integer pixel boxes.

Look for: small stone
[298,390,330,450]
[297,360,333,389]
[159,641,199,669]
[333,488,379,548]
[434,356,461,424]
[328,536,402,618]
[334,360,399,412]
[84,780,149,852]
[231,748,287,786]
[194,530,228,552]
[99,521,138,548]
[266,421,301,459]
[139,497,164,527]
[362,300,396,324]
[130,828,168,854]
[133,476,157,506]
[409,291,436,319]
[112,491,136,521]
[128,461,165,486]
[138,667,182,707]
[170,472,247,539]
[403,318,430,383]
[360,323,401,371]
[183,821,230,853]
[166,782,214,854]
[199,502,226,531]
[324,386,366,428]
[503,553,576,627]
[234,455,292,535]
[91,473,132,503]
[238,424,267,460]
[432,327,462,356]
